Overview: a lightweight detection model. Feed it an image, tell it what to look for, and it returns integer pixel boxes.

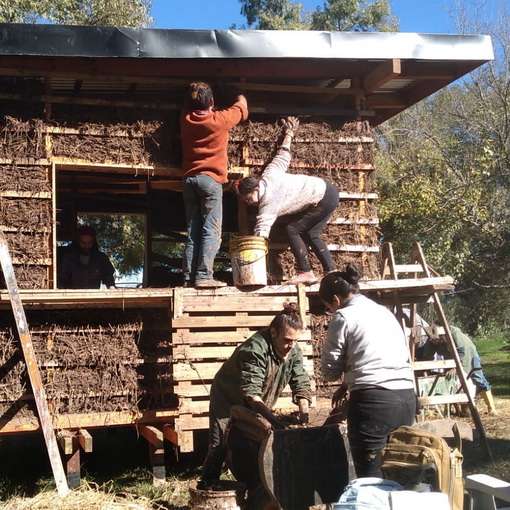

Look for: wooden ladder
[380,241,492,459]
[0,230,70,496]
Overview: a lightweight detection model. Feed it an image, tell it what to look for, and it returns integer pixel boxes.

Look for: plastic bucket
[230,235,268,287]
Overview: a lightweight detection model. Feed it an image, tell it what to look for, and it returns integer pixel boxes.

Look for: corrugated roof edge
[0,23,494,61]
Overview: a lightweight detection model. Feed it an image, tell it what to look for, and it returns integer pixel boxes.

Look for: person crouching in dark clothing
[199,303,312,489]
[58,225,115,289]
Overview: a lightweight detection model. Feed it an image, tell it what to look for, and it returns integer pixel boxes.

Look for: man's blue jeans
[183,174,223,283]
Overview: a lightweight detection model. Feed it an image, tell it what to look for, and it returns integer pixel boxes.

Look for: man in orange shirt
[181,82,248,288]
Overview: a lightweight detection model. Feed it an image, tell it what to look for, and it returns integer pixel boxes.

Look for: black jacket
[58,244,115,289]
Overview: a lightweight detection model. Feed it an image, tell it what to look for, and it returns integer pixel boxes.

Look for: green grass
[474,331,510,397]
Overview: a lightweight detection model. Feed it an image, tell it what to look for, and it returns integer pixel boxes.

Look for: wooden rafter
[363,58,402,93]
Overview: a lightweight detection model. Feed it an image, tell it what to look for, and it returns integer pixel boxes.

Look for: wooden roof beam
[363,58,401,94]
[366,94,406,109]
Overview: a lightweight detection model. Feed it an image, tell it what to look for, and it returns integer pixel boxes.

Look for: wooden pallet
[171,285,315,452]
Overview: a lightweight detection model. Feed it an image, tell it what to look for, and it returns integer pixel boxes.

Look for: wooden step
[394,264,424,273]
[413,360,457,371]
[419,394,469,406]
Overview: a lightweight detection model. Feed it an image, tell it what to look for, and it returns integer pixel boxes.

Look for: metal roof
[0,24,494,60]
[0,24,494,125]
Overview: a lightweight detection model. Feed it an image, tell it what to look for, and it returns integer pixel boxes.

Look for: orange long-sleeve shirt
[180,99,249,184]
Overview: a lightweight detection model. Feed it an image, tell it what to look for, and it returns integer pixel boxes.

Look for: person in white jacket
[319,264,416,478]
[237,117,339,285]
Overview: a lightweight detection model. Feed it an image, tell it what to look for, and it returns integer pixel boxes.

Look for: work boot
[480,390,498,415]
[195,279,227,289]
[287,271,318,286]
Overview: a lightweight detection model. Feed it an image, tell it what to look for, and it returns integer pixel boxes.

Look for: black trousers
[286,181,339,273]
[347,387,416,478]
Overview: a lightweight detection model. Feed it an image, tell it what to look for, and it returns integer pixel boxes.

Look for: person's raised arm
[261,116,299,179]
[215,94,249,129]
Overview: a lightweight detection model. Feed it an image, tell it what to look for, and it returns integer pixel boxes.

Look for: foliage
[239,0,397,31]
[0,0,152,27]
[376,2,510,332]
[79,214,146,279]
[310,0,397,31]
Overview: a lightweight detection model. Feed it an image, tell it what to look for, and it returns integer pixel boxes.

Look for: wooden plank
[174,382,315,399]
[51,162,57,290]
[244,159,374,171]
[0,158,50,166]
[269,243,379,253]
[173,359,314,382]
[419,394,469,405]
[12,258,52,266]
[77,429,93,453]
[413,360,457,371]
[414,419,474,442]
[0,288,173,309]
[395,264,424,273]
[173,329,312,345]
[297,284,308,326]
[0,91,374,117]
[338,192,378,200]
[181,295,308,313]
[173,287,184,319]
[363,59,402,93]
[172,314,283,329]
[173,342,313,360]
[139,425,164,448]
[329,218,379,225]
[0,191,52,199]
[179,395,311,415]
[0,232,69,496]
[0,409,179,435]
[232,136,374,144]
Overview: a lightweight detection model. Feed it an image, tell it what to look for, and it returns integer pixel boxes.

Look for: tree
[376,1,510,332]
[0,0,152,27]
[239,0,397,31]
[311,0,397,31]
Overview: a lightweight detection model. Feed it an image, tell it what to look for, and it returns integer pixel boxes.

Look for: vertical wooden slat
[51,162,57,289]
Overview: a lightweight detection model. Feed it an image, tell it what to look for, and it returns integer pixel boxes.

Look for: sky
[152,0,458,33]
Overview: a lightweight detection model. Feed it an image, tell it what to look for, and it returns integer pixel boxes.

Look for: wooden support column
[140,425,166,486]
[65,446,81,489]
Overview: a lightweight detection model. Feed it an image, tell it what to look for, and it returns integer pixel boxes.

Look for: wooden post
[139,425,166,486]
[51,162,57,289]
[65,445,81,489]
[0,231,69,496]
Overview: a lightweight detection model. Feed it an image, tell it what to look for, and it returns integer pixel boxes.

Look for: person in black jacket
[58,225,115,289]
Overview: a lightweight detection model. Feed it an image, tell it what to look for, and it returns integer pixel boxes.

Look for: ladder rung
[413,360,457,371]
[419,394,469,406]
[395,264,424,273]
